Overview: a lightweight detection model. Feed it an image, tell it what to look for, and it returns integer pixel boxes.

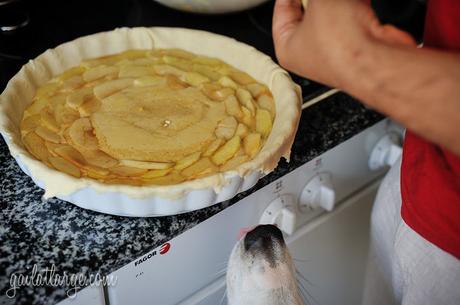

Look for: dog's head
[226,224,305,305]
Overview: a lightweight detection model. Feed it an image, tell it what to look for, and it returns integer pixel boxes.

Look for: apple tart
[20,49,276,186]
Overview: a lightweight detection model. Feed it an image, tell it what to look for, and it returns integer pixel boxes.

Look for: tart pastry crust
[0,27,301,200]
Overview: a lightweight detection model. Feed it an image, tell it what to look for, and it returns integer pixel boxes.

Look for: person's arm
[273,0,460,155]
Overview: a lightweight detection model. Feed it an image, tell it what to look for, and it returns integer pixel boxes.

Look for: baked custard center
[93,87,226,162]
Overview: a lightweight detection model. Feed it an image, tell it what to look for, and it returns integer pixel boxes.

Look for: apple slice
[203,138,223,157]
[60,75,85,92]
[192,64,220,81]
[240,106,254,128]
[218,76,238,90]
[83,66,119,82]
[181,157,218,178]
[84,165,110,179]
[163,55,193,71]
[220,155,249,172]
[215,116,237,140]
[145,172,186,185]
[66,87,93,109]
[211,135,241,165]
[134,75,167,87]
[183,72,210,87]
[93,78,133,100]
[192,56,222,66]
[23,132,49,162]
[257,94,275,118]
[119,159,174,170]
[119,65,155,78]
[49,156,81,178]
[246,83,268,98]
[214,88,235,101]
[66,118,99,151]
[153,64,186,77]
[83,150,118,169]
[78,98,101,117]
[20,114,41,135]
[255,109,273,138]
[35,126,62,143]
[243,133,262,158]
[58,66,86,81]
[54,104,80,126]
[110,166,148,177]
[105,177,143,186]
[174,152,201,170]
[235,123,249,138]
[141,168,173,179]
[236,88,256,116]
[34,82,60,100]
[229,71,255,85]
[53,145,87,167]
[40,108,60,133]
[224,95,243,118]
[25,98,49,116]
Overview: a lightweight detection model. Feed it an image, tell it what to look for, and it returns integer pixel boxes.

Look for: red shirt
[401,0,460,259]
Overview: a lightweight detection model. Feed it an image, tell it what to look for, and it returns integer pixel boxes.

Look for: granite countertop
[0,1,383,304]
[0,91,383,305]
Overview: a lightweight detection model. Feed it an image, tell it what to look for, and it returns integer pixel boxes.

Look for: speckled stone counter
[0,90,383,305]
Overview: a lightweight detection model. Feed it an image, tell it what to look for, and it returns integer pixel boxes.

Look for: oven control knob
[259,194,296,235]
[299,173,336,212]
[369,132,402,171]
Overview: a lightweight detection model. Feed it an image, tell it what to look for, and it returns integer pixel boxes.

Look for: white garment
[362,158,460,305]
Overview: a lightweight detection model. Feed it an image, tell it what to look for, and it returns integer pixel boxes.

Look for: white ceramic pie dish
[0,27,301,216]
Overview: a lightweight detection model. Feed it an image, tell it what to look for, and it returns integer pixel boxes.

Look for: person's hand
[272,0,416,89]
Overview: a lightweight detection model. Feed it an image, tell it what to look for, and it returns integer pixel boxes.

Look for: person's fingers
[272,0,303,46]
[371,23,417,47]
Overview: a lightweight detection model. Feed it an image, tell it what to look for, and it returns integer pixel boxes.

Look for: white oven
[58,111,402,305]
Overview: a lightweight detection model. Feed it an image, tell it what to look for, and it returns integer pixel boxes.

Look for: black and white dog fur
[226,225,306,305]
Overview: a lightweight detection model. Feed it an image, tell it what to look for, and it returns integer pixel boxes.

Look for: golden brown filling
[20,49,275,185]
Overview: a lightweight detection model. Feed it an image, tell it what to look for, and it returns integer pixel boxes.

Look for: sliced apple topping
[20,48,275,185]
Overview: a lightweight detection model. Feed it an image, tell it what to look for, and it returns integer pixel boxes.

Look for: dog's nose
[244,224,285,251]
